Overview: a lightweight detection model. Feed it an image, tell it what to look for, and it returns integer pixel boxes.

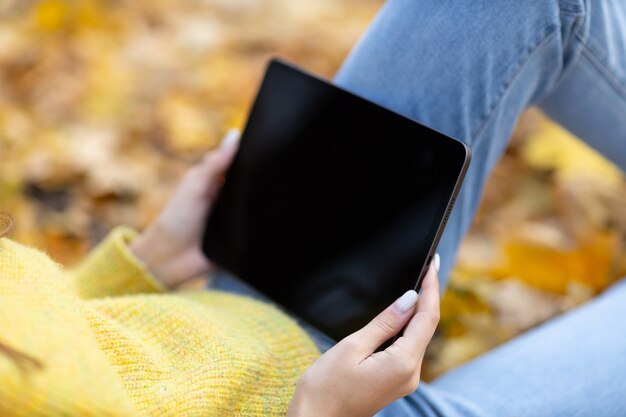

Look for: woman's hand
[130,130,240,288]
[287,255,441,417]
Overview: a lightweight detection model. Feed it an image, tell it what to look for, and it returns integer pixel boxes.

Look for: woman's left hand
[287,257,441,417]
[130,129,240,288]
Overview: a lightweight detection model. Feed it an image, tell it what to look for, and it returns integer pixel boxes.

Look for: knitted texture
[0,227,320,416]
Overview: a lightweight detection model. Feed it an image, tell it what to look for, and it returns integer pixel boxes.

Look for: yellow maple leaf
[493,230,619,294]
[521,119,623,185]
[33,0,69,32]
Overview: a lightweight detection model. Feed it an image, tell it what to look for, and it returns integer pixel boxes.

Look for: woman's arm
[288,255,441,417]
[70,225,166,299]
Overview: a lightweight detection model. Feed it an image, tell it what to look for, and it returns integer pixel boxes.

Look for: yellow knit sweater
[0,227,320,416]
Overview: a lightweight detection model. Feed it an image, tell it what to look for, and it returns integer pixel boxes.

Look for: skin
[131,131,441,416]
[287,264,439,417]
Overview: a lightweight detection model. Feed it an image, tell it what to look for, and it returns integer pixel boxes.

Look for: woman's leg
[538,0,626,169]
[334,0,626,288]
[426,278,626,417]
[333,0,626,415]
[377,279,626,417]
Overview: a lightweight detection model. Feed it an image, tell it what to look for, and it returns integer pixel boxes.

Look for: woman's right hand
[287,255,441,417]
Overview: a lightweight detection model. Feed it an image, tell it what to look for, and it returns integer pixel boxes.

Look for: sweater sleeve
[71,226,166,299]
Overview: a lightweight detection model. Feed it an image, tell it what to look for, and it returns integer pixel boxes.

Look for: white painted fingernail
[394,290,418,313]
[221,128,240,149]
[433,253,441,273]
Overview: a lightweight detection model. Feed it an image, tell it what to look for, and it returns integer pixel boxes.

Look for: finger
[203,128,240,171]
[200,129,241,195]
[346,289,418,356]
[416,254,440,316]
[401,255,441,355]
[217,128,241,158]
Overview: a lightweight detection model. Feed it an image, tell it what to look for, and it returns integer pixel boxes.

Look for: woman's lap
[212,272,626,416]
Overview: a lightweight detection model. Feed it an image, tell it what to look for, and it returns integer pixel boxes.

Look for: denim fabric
[332,0,626,415]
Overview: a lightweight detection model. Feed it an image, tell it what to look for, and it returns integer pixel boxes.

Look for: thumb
[201,129,240,197]
[347,290,418,356]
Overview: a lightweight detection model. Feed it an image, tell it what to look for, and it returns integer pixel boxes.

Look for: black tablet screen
[203,60,469,341]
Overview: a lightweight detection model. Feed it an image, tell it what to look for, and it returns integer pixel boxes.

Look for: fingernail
[221,128,240,149]
[433,253,440,273]
[394,290,418,313]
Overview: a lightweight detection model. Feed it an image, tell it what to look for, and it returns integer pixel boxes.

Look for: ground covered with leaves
[1,0,625,380]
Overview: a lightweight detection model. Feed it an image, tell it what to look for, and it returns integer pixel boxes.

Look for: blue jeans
[333,0,626,416]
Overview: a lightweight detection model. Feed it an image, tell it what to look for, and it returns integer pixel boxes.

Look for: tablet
[203,59,471,341]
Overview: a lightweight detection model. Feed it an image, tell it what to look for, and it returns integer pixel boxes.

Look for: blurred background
[1,0,625,380]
